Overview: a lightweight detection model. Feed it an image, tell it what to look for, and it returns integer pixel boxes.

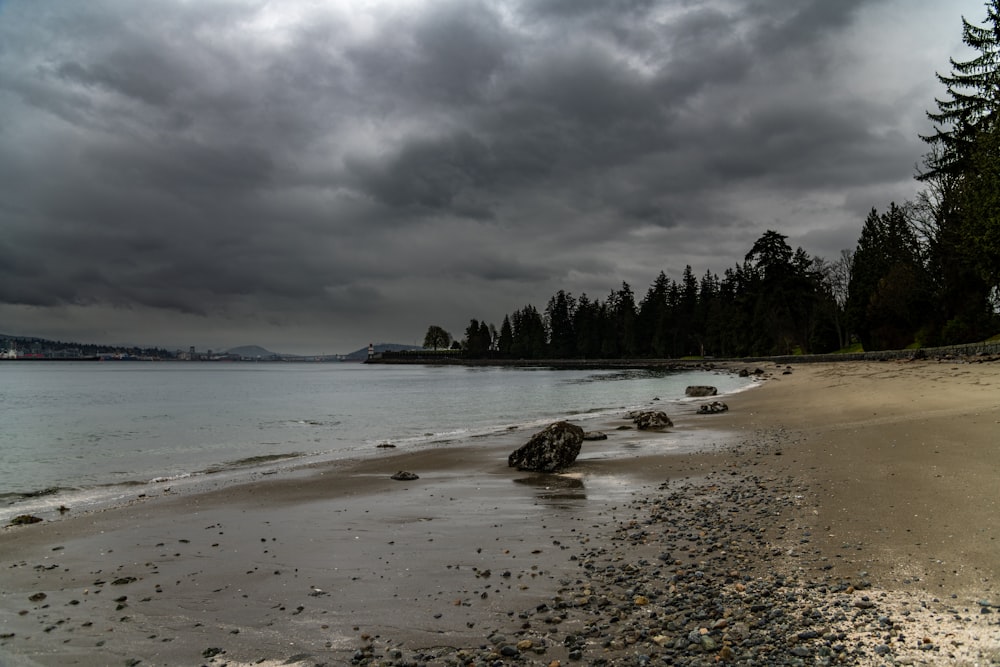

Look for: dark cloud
[0,0,982,353]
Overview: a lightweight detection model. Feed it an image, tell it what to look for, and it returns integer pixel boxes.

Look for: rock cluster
[696,401,728,414]
[684,386,717,397]
[508,421,585,472]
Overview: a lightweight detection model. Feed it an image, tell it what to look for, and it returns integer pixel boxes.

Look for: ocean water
[0,361,753,517]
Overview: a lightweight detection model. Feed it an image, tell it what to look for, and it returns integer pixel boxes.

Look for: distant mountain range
[1,334,422,361]
[227,343,421,361]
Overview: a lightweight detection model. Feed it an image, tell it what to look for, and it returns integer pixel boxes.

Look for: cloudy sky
[0,0,985,354]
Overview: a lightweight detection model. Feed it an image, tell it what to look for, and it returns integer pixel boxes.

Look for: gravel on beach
[283,429,1000,667]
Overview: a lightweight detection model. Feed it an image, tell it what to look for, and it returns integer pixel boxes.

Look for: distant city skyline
[0,0,986,354]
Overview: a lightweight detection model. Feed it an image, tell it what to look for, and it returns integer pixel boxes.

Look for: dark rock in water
[738,368,750,377]
[508,421,584,472]
[376,442,396,448]
[582,431,608,441]
[390,471,419,481]
[685,385,717,397]
[630,411,673,430]
[10,515,43,526]
[697,401,729,414]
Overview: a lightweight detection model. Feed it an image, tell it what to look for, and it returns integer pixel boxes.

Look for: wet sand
[1,359,998,666]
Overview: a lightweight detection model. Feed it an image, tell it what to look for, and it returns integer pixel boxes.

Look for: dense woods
[427,3,1000,359]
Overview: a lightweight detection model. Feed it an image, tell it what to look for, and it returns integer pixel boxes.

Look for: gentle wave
[0,364,754,522]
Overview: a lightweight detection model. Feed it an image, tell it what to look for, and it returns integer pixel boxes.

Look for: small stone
[390,471,419,481]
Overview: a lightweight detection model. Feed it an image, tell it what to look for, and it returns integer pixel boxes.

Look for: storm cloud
[0,0,981,353]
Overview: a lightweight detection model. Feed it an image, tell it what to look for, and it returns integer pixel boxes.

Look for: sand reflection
[512,472,587,504]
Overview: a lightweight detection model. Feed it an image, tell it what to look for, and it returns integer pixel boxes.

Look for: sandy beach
[1,359,998,666]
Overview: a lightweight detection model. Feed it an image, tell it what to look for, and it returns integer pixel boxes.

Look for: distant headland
[0,334,419,362]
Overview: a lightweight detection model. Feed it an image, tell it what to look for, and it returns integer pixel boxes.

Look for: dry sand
[0,359,998,666]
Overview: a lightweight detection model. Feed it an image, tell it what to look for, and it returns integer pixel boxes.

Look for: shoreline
[0,365,750,524]
[1,360,998,666]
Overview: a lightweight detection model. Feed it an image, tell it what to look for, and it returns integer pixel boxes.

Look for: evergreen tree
[677,266,699,356]
[605,283,637,358]
[637,272,671,357]
[545,290,577,358]
[463,319,492,358]
[957,121,1000,313]
[498,315,514,356]
[916,2,1000,341]
[846,204,929,350]
[511,305,546,359]
[698,270,721,357]
[573,294,604,358]
[921,1,1000,180]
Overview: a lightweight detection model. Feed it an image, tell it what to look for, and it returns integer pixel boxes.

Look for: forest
[426,3,1000,360]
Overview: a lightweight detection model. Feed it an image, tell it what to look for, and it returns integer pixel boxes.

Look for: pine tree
[921,1,1000,179]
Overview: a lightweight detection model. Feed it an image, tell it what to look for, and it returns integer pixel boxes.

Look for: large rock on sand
[630,410,674,430]
[685,385,718,397]
[508,421,585,472]
[697,401,729,414]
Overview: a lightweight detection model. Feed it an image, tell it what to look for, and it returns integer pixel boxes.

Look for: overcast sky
[0,0,985,354]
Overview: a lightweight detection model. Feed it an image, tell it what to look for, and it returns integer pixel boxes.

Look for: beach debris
[10,514,43,526]
[390,471,419,481]
[629,410,673,430]
[508,421,584,473]
[582,431,607,441]
[697,401,729,414]
[685,385,718,397]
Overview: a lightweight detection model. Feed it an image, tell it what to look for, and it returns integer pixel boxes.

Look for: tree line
[424,3,1000,359]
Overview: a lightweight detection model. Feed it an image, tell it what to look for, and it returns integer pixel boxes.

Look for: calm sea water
[0,362,752,516]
